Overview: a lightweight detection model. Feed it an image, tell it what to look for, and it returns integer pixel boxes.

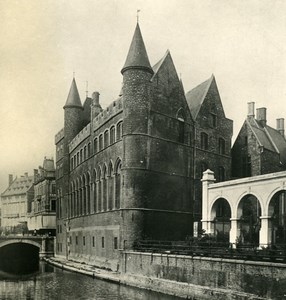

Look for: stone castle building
[54,23,233,269]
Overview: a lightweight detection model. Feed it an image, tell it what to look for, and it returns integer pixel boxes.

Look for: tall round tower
[120,23,154,248]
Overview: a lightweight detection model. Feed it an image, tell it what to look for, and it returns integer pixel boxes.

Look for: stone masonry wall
[122,251,286,299]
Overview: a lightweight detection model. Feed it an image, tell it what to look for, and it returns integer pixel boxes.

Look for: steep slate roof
[185,75,214,120]
[247,118,286,164]
[121,23,153,74]
[1,176,34,197]
[64,78,82,109]
[151,50,170,79]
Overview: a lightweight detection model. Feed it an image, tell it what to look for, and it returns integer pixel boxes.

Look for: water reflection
[0,262,182,300]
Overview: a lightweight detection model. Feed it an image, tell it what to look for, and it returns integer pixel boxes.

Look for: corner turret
[121,23,153,75]
[64,78,83,144]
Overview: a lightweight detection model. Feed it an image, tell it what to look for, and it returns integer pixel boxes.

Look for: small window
[114,237,118,250]
[84,146,87,160]
[244,136,248,146]
[110,126,115,144]
[99,135,103,150]
[116,122,122,141]
[104,130,109,148]
[69,236,72,245]
[83,236,85,246]
[218,138,226,155]
[76,236,78,245]
[94,138,98,153]
[102,237,105,248]
[210,113,217,128]
[218,166,225,182]
[87,143,91,157]
[92,236,95,247]
[201,132,208,150]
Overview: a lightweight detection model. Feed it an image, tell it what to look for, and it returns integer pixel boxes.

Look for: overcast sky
[1,0,286,192]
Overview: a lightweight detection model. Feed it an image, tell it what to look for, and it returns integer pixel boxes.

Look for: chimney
[276,118,285,137]
[256,107,267,127]
[247,102,255,117]
[34,169,39,182]
[8,174,13,186]
[92,91,100,106]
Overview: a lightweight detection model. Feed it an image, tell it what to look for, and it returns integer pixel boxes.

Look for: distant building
[1,173,34,233]
[186,75,233,225]
[232,102,286,178]
[28,158,56,236]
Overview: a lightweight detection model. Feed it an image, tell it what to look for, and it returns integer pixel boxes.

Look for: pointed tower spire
[121,23,153,75]
[64,78,82,109]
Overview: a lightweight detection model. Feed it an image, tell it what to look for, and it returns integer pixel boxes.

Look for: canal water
[0,261,182,300]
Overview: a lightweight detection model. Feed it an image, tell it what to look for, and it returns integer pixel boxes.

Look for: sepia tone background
[1,0,286,193]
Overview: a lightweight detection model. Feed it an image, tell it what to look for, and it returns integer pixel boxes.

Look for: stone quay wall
[121,251,286,299]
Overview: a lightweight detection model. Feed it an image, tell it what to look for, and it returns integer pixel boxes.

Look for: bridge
[0,235,54,258]
[202,169,286,248]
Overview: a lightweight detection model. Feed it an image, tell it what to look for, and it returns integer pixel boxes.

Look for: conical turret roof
[64,78,82,109]
[121,23,153,74]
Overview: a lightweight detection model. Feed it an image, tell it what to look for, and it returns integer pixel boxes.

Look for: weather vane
[86,81,88,97]
[137,9,141,23]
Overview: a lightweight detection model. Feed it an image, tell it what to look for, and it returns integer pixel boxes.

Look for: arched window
[82,175,86,215]
[80,149,83,163]
[84,146,87,160]
[87,142,91,157]
[110,126,115,144]
[218,138,226,155]
[108,161,114,210]
[86,173,91,214]
[93,169,97,213]
[115,158,122,209]
[102,164,107,211]
[99,134,103,151]
[77,152,79,166]
[94,138,98,154]
[71,157,74,170]
[97,168,102,211]
[201,132,208,150]
[116,122,122,141]
[104,130,109,148]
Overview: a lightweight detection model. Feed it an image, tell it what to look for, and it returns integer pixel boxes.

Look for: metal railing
[133,240,286,262]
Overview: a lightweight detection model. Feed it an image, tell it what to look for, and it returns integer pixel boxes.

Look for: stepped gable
[185,75,214,120]
[121,23,153,74]
[64,78,83,109]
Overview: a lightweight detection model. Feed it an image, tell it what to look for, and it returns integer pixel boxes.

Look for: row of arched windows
[68,158,122,218]
[70,121,123,170]
[94,121,122,154]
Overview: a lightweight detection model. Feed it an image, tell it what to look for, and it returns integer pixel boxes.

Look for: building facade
[185,75,233,226]
[55,24,194,269]
[232,102,286,178]
[28,158,56,236]
[1,173,34,233]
